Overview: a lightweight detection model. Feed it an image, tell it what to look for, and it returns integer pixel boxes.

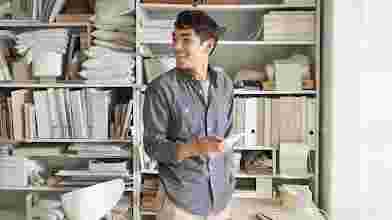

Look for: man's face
[173,28,212,71]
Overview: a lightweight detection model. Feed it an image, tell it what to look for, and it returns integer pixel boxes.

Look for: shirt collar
[176,65,219,88]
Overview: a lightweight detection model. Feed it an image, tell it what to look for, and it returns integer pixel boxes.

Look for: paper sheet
[224,133,247,152]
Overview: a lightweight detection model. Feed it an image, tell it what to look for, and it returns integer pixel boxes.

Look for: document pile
[55,159,132,189]
[0,30,16,80]
[142,15,175,43]
[79,46,135,82]
[263,11,315,41]
[16,28,69,78]
[91,0,135,51]
[67,143,130,158]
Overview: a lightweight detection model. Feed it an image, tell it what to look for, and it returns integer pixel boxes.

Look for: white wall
[321,0,392,220]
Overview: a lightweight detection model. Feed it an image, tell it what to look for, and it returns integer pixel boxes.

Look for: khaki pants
[156,190,231,220]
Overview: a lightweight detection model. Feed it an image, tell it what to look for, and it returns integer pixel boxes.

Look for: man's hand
[194,136,224,154]
[176,136,225,161]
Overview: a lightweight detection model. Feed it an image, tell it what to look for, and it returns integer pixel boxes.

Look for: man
[143,10,235,220]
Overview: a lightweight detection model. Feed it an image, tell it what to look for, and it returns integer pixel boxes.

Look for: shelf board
[140,3,316,11]
[233,145,276,151]
[141,210,157,216]
[0,185,133,192]
[235,170,314,179]
[0,21,90,27]
[234,89,317,95]
[24,153,131,159]
[235,171,274,179]
[28,138,132,143]
[233,190,259,199]
[142,40,315,45]
[0,80,145,89]
[142,169,159,174]
[0,139,22,144]
[0,185,78,192]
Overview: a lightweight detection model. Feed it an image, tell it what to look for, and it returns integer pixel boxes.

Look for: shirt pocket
[174,95,194,133]
[175,95,204,136]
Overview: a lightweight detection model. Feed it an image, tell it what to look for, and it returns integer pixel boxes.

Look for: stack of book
[263,11,315,41]
[0,88,134,141]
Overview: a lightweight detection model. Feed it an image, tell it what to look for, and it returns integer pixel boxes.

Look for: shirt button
[207,127,212,132]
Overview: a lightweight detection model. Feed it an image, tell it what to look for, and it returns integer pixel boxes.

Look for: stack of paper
[55,168,132,189]
[79,46,135,82]
[142,17,175,43]
[0,30,16,80]
[263,11,315,41]
[88,159,128,173]
[91,0,135,51]
[16,29,69,78]
[67,143,130,158]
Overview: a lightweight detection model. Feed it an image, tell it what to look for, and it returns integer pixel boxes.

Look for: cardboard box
[11,62,32,81]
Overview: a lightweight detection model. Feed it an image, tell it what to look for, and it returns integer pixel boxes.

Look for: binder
[33,90,52,138]
[47,88,63,138]
[245,98,258,146]
[11,89,31,140]
[256,97,264,146]
[306,97,316,147]
[263,98,272,147]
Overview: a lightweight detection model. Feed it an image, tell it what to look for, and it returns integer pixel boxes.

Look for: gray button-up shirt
[143,66,235,216]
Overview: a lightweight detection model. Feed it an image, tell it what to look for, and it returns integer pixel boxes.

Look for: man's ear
[202,39,215,54]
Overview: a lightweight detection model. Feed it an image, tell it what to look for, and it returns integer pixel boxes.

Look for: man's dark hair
[175,10,226,55]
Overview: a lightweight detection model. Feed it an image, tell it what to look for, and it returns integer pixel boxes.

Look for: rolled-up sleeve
[143,86,178,165]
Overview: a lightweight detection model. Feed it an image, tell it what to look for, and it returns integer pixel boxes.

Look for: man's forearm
[176,143,201,161]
